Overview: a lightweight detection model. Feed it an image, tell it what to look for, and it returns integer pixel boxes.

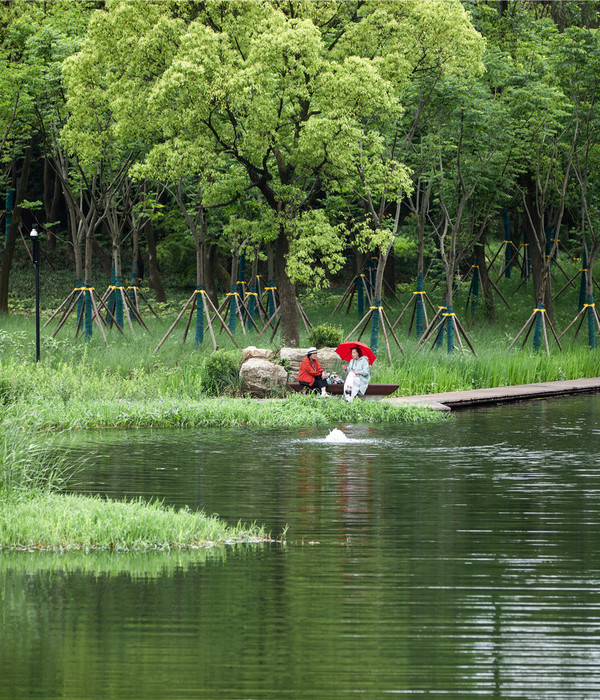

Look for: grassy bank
[0,421,270,551]
[2,257,600,404]
[2,390,444,431]
[2,313,599,408]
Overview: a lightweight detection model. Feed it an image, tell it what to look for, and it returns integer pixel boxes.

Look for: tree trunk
[230,248,239,287]
[475,241,495,322]
[522,175,555,324]
[274,227,299,346]
[374,240,393,303]
[0,144,34,314]
[529,219,553,322]
[130,227,139,285]
[383,246,395,297]
[43,158,61,252]
[144,220,166,302]
[85,225,94,285]
[67,205,83,282]
[205,243,219,308]
[108,209,122,282]
[91,231,112,277]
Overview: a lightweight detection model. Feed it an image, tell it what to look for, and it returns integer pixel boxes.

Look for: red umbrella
[335,341,377,365]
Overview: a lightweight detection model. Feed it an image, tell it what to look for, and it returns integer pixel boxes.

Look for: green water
[2,395,600,698]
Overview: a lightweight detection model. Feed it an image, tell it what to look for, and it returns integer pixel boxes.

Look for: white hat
[306,347,318,355]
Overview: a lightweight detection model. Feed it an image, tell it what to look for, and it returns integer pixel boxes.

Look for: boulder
[279,347,309,375]
[317,347,341,371]
[242,345,275,362]
[239,357,288,396]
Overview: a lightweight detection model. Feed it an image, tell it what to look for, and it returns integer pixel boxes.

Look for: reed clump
[0,420,270,551]
[1,491,269,552]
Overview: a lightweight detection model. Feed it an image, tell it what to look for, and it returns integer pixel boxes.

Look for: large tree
[62,0,484,345]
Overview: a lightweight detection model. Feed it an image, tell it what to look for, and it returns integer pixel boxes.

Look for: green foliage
[200,349,242,397]
[0,421,70,499]
[308,323,343,349]
[1,488,269,551]
[59,0,485,314]
[156,226,196,279]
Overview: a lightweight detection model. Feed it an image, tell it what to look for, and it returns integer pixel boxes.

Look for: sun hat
[306,347,318,355]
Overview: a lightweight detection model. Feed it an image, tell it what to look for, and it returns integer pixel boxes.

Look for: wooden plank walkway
[383,377,600,412]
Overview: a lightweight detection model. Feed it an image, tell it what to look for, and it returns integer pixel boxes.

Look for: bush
[200,349,242,396]
[308,323,343,348]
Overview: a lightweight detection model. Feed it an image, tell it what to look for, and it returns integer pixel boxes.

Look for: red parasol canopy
[335,341,377,365]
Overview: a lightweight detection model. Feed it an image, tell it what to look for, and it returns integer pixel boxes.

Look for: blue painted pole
[415,272,424,338]
[195,287,204,346]
[228,284,237,332]
[84,286,92,340]
[435,306,446,349]
[76,278,84,329]
[533,303,544,351]
[578,253,587,312]
[107,267,115,323]
[247,282,257,324]
[129,262,138,323]
[115,275,123,328]
[445,305,454,354]
[370,300,381,355]
[586,294,596,349]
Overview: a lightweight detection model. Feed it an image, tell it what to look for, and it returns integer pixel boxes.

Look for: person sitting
[298,347,329,397]
[342,345,370,402]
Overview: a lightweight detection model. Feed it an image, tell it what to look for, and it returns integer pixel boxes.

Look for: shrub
[200,349,242,396]
[308,323,343,348]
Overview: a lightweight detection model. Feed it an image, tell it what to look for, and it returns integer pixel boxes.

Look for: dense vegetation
[1,0,600,351]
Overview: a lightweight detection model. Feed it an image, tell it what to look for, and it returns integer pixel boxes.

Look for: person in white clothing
[342,346,370,402]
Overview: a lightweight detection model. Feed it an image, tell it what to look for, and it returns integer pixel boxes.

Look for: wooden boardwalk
[383,377,600,412]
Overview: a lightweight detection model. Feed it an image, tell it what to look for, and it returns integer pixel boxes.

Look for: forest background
[2,0,600,361]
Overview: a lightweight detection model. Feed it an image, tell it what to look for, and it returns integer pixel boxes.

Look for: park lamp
[30,227,40,362]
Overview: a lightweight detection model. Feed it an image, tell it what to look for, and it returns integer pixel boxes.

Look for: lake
[2,394,600,698]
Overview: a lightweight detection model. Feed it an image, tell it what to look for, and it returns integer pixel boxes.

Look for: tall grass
[2,255,599,407]
[0,420,69,499]
[0,418,271,551]
[1,491,270,551]
[2,391,444,431]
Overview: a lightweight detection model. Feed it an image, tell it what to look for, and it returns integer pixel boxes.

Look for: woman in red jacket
[298,347,329,397]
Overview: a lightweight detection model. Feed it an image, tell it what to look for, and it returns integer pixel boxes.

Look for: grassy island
[0,423,271,551]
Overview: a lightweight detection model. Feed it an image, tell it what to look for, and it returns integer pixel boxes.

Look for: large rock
[279,347,309,375]
[239,357,288,396]
[242,345,275,362]
[317,347,341,371]
[280,346,341,378]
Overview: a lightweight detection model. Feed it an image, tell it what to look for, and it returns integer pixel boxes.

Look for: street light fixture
[30,227,40,362]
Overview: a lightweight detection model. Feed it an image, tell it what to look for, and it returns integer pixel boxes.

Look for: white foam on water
[324,428,350,442]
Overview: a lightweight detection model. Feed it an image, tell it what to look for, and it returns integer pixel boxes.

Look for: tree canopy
[2,0,600,349]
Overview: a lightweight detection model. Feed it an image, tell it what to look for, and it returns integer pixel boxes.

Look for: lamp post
[30,227,40,362]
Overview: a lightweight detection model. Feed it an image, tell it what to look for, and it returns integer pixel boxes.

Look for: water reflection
[2,395,600,697]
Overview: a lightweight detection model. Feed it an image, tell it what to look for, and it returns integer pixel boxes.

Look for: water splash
[324,428,349,443]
